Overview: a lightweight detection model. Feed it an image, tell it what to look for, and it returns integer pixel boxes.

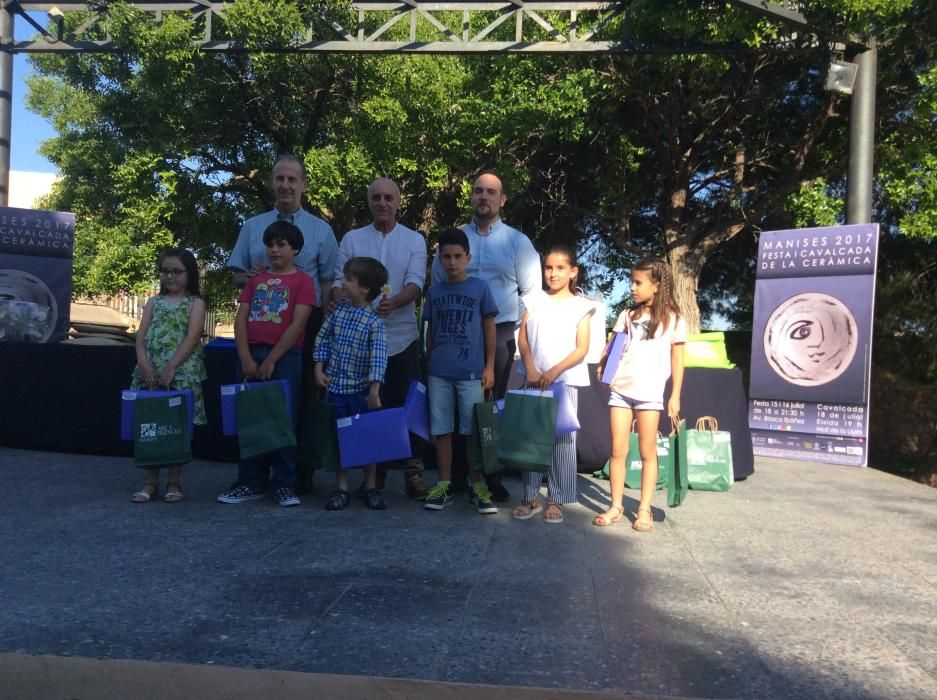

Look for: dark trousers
[379,339,424,474]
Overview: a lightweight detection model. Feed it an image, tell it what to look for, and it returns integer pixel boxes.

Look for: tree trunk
[667,242,703,334]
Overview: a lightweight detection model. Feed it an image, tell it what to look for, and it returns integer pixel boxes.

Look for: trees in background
[24,0,937,377]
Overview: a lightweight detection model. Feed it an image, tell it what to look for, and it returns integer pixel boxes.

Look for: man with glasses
[328,178,428,500]
[431,171,541,501]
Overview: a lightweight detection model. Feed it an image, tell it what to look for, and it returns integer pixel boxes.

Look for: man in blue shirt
[431,171,541,501]
[228,154,339,494]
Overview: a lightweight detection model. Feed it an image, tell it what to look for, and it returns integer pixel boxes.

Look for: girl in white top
[594,257,686,531]
[512,245,595,524]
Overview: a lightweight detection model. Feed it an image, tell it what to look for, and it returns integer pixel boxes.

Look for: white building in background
[9,170,58,209]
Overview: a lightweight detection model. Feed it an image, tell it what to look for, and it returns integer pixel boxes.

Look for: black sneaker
[275,487,300,507]
[470,483,498,514]
[486,474,510,502]
[364,488,387,510]
[217,485,264,504]
[325,489,351,511]
[423,482,453,510]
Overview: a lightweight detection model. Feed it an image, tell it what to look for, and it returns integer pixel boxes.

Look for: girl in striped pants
[511,245,595,524]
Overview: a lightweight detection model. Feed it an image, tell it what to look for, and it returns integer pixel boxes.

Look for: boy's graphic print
[432,293,477,360]
[249,278,290,324]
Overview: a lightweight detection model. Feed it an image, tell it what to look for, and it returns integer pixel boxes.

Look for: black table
[575,365,754,480]
[0,343,753,479]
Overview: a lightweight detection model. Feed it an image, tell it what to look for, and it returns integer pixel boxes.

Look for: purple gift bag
[505,382,580,435]
[120,389,194,441]
[600,331,630,385]
[220,380,293,436]
[336,407,412,469]
[403,380,430,441]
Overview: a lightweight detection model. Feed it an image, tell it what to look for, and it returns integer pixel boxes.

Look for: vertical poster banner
[0,207,75,343]
[748,224,879,467]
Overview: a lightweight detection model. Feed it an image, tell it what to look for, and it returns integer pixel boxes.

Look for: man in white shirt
[431,171,542,501]
[329,178,429,500]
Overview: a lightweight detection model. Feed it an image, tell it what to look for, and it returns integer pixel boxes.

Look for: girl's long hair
[542,243,580,293]
[630,257,680,338]
[158,248,200,297]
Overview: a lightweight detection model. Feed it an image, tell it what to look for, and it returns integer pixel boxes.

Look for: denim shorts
[608,389,664,411]
[327,389,370,419]
[428,375,483,436]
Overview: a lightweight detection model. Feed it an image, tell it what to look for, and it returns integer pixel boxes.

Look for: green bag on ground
[686,416,734,492]
[297,395,340,472]
[684,331,735,369]
[235,382,296,460]
[667,418,689,507]
[471,400,503,475]
[496,391,557,473]
[625,424,671,490]
[133,395,191,468]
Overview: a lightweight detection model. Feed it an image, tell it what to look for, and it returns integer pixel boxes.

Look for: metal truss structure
[5,0,851,55]
[0,1,872,218]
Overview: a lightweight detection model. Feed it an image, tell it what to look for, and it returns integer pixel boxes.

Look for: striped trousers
[522,385,579,505]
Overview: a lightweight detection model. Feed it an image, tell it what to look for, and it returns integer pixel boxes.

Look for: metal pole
[0,7,13,206]
[846,37,876,224]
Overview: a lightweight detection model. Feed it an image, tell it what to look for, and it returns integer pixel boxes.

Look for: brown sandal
[592,505,623,527]
[632,507,653,532]
[543,502,564,524]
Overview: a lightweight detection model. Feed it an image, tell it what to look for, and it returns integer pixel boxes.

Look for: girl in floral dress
[129,248,207,503]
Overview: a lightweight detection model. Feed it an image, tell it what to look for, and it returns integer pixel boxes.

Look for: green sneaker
[470,483,498,514]
[424,482,453,511]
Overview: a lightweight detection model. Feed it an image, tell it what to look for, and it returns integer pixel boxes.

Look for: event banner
[0,206,75,343]
[748,223,879,467]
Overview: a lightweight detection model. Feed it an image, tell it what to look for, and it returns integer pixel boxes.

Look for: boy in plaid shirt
[313,257,389,510]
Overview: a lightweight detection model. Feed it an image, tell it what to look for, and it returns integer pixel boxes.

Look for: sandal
[325,489,351,511]
[592,505,623,527]
[163,483,183,504]
[543,502,564,524]
[511,499,543,520]
[131,483,158,503]
[632,507,654,532]
[364,488,387,511]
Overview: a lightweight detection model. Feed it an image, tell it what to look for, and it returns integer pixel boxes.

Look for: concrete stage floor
[1,447,935,699]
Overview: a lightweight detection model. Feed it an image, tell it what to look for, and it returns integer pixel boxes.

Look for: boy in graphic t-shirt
[422,228,499,514]
[217,220,316,508]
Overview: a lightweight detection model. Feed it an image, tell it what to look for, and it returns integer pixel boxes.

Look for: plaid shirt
[313,301,387,394]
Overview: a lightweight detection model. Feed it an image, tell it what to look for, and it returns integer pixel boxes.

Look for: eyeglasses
[160,268,186,277]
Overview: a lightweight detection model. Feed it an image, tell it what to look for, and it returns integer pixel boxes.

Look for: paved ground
[1,447,935,699]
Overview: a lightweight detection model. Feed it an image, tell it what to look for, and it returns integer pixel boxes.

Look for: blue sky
[12,18,57,174]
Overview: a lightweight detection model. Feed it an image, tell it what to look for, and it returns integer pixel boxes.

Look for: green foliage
[787,179,844,228]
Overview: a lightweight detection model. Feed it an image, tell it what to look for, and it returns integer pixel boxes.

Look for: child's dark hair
[542,243,580,292]
[437,227,470,254]
[344,256,388,302]
[631,256,680,338]
[158,248,200,296]
[263,220,304,252]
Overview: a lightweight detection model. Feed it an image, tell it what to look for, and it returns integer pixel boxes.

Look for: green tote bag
[496,391,557,473]
[471,399,503,475]
[133,395,192,468]
[667,418,689,507]
[235,382,297,460]
[297,394,340,472]
[624,420,671,490]
[685,416,734,492]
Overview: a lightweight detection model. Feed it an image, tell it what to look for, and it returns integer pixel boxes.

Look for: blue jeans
[234,345,301,492]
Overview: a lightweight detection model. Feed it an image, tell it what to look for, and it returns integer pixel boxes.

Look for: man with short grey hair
[329,177,428,500]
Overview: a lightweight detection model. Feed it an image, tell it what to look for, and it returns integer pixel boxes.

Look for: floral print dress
[130,295,208,424]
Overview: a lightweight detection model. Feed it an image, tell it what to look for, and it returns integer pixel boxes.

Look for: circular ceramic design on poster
[0,269,58,342]
[763,292,857,386]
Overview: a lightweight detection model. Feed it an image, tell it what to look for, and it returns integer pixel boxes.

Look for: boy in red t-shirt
[218,220,316,507]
